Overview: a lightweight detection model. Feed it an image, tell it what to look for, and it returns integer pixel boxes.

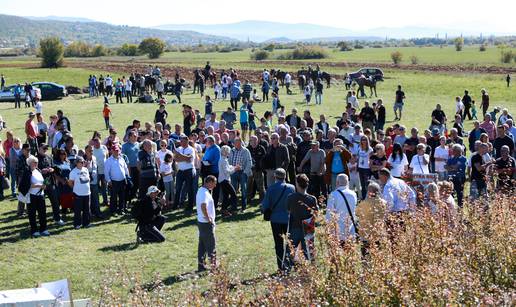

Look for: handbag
[2,176,9,190]
[336,190,359,235]
[263,185,287,221]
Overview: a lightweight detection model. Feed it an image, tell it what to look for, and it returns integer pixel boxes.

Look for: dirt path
[67,61,267,84]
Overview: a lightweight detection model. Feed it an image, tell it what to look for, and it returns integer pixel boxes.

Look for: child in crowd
[159,153,175,208]
[304,84,311,104]
[471,100,478,120]
[214,82,221,100]
[102,99,112,130]
[347,156,361,196]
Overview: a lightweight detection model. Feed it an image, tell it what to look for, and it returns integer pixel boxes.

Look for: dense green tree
[38,37,64,68]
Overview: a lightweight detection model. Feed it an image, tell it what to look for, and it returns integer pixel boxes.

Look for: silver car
[0,85,27,102]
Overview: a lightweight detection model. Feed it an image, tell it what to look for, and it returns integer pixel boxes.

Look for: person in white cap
[136,185,166,243]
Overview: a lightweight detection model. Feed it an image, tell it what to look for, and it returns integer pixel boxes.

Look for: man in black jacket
[247,135,266,201]
[462,90,472,120]
[16,144,31,216]
[136,186,166,243]
[37,143,64,225]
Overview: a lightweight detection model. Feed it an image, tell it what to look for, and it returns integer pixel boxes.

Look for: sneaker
[41,230,50,236]
[55,219,65,226]
[74,225,82,230]
[32,232,41,238]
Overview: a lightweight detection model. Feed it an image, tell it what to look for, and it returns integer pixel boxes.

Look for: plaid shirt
[229,146,252,175]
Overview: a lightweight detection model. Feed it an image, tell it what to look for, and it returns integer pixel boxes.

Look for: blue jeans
[315,92,322,105]
[230,171,248,210]
[175,168,194,210]
[98,174,108,204]
[289,227,309,261]
[9,166,17,195]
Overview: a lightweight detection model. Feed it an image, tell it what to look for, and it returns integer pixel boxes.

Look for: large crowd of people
[0,65,514,273]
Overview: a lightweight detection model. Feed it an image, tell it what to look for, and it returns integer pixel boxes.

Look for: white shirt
[326,186,357,240]
[93,146,108,174]
[348,95,359,109]
[388,153,408,177]
[125,80,132,91]
[383,177,415,212]
[196,186,215,224]
[355,147,372,169]
[285,73,292,83]
[159,162,174,183]
[35,101,42,114]
[29,169,44,195]
[157,149,173,165]
[434,146,449,172]
[104,155,129,182]
[176,145,195,171]
[206,120,220,131]
[105,77,113,86]
[455,100,464,113]
[410,154,430,174]
[69,167,91,196]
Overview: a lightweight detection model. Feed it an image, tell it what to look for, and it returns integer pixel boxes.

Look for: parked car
[31,82,68,100]
[348,68,384,82]
[0,82,67,102]
[0,85,26,102]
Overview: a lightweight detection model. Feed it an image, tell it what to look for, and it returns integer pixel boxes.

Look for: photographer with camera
[135,185,166,243]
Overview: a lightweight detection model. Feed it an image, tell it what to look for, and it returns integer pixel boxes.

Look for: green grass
[150,46,516,66]
[0,62,515,301]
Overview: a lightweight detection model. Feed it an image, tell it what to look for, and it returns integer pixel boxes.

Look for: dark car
[31,82,68,100]
[348,68,384,82]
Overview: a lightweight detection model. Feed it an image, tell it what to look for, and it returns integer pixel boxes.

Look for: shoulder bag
[336,190,359,235]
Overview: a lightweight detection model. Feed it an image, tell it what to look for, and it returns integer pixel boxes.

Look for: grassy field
[0,58,515,301]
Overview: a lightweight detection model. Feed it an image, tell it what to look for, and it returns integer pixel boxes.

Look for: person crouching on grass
[196,175,217,272]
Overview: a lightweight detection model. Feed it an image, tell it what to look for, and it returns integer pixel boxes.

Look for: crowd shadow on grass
[98,242,138,253]
[0,212,129,244]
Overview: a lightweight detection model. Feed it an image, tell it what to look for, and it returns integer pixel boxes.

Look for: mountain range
[154,20,506,42]
[0,14,238,48]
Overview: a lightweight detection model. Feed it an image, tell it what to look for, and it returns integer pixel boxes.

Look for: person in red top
[25,112,38,154]
[102,101,112,130]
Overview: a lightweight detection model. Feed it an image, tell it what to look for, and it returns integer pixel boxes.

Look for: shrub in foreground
[98,195,515,305]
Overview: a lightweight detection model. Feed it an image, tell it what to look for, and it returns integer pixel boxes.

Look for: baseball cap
[28,112,36,117]
[76,156,85,164]
[431,128,440,136]
[146,185,160,196]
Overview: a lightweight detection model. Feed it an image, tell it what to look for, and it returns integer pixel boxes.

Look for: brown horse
[202,69,217,87]
[355,78,378,97]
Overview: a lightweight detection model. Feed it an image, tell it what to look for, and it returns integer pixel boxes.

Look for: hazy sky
[3,0,514,32]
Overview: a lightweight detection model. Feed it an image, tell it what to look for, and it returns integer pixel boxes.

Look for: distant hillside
[0,14,238,48]
[155,20,513,42]
[25,16,97,23]
[155,20,357,42]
